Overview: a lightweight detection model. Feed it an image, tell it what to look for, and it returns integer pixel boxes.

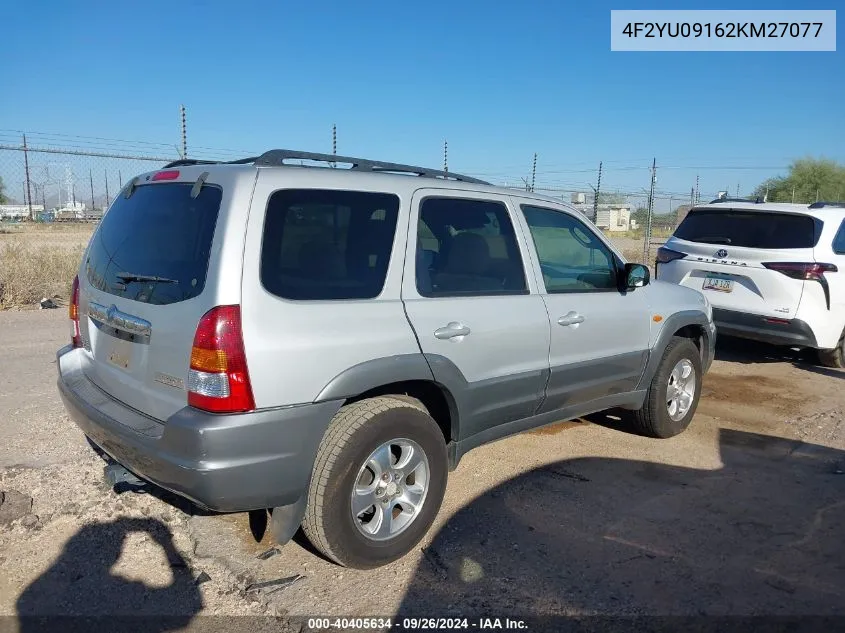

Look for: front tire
[302,396,448,569]
[633,337,703,438]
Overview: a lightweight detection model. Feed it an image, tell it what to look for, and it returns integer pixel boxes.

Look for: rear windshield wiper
[115,272,179,284]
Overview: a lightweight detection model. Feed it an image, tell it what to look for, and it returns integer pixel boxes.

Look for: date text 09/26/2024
[307,617,528,630]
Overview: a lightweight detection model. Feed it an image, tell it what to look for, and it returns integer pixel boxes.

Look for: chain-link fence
[0,138,756,268]
[0,143,173,223]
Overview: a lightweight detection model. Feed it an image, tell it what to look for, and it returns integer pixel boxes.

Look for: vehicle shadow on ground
[397,428,845,622]
[714,336,844,379]
[16,517,202,631]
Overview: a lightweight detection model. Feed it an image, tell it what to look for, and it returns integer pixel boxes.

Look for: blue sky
[2,0,843,210]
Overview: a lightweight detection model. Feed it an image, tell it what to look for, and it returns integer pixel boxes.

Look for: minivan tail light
[69,275,81,348]
[762,262,837,280]
[655,247,688,264]
[187,305,255,413]
[763,262,838,310]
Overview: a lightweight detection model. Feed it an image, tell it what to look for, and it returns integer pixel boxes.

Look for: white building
[0,204,45,220]
[595,204,632,232]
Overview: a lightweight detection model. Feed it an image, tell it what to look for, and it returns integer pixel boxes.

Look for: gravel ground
[0,309,843,628]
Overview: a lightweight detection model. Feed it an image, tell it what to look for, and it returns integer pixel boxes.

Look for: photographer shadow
[17,517,202,632]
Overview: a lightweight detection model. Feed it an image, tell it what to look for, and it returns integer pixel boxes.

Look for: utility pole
[443,139,448,173]
[180,104,187,159]
[105,170,110,207]
[330,123,337,168]
[690,187,695,206]
[89,169,95,212]
[118,170,123,189]
[643,158,657,264]
[695,173,700,204]
[592,161,602,224]
[23,134,33,220]
[736,183,740,197]
[530,153,537,192]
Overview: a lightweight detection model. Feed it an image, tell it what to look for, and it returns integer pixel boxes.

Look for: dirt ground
[1,305,844,629]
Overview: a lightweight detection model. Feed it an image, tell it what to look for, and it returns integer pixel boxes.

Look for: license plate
[107,344,132,370]
[703,275,734,293]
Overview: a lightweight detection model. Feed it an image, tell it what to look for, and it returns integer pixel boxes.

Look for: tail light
[69,275,82,348]
[655,247,688,264]
[762,262,837,280]
[763,262,838,310]
[187,305,255,413]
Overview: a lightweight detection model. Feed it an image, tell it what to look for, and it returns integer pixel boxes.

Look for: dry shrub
[0,239,84,307]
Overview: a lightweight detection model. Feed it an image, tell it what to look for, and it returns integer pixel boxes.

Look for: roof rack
[254,149,490,184]
[708,196,764,204]
[808,201,845,209]
[162,149,490,185]
[162,156,259,168]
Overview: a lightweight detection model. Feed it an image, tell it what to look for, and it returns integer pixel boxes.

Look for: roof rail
[162,156,259,168]
[253,149,490,185]
[808,201,845,209]
[708,196,764,204]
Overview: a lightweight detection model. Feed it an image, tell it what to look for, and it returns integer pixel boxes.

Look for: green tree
[754,158,845,203]
[0,176,7,204]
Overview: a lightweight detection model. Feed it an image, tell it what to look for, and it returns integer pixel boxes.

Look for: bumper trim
[57,346,343,512]
[712,308,819,348]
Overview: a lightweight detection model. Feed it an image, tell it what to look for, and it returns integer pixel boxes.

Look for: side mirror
[624,263,650,290]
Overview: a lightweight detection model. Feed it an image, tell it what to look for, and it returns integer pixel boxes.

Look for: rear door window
[415,197,527,297]
[85,183,222,305]
[260,189,400,300]
[674,209,820,249]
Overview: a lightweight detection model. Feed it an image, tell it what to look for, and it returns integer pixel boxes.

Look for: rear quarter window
[260,189,400,300]
[673,209,820,249]
[85,182,222,305]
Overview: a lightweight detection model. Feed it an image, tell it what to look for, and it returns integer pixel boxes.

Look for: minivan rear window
[85,183,222,305]
[260,189,400,300]
[673,209,820,249]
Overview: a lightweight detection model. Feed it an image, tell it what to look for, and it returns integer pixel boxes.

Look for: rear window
[673,209,820,249]
[260,189,400,300]
[85,183,222,305]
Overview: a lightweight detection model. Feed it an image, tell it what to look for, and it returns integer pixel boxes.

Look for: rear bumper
[712,308,819,349]
[56,345,342,512]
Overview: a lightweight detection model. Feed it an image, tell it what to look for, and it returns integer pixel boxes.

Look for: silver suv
[56,150,716,569]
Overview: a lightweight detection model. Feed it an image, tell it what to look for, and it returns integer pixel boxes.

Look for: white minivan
[655,199,845,368]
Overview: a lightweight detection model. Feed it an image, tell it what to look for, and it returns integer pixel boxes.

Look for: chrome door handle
[557,312,585,326]
[434,322,471,340]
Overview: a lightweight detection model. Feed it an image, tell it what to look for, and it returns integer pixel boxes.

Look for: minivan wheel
[632,337,702,438]
[817,331,845,369]
[302,396,447,569]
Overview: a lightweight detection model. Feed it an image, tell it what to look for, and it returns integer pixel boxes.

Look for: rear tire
[302,396,448,569]
[633,337,702,438]
[817,331,845,369]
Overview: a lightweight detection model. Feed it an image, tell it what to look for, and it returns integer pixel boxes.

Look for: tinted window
[85,183,222,305]
[416,197,527,297]
[521,205,618,292]
[260,189,399,300]
[674,209,819,249]
[833,220,845,254]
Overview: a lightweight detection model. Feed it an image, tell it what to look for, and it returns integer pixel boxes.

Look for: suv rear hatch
[77,176,224,421]
[659,207,821,319]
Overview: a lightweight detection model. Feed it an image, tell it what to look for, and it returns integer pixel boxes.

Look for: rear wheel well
[344,381,454,445]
